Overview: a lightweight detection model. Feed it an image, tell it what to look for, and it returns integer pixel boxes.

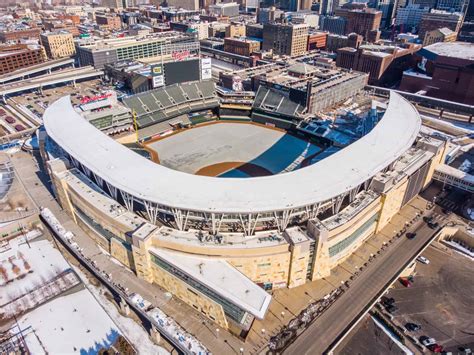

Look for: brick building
[0,44,47,75]
[96,14,123,31]
[399,42,474,104]
[224,37,261,56]
[0,28,41,43]
[336,43,420,85]
[344,9,382,40]
[307,31,327,50]
[418,10,463,42]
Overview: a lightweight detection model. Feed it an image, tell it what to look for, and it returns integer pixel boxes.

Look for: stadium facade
[41,89,447,335]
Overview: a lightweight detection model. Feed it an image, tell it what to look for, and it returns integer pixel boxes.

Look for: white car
[417,256,430,264]
[421,337,437,347]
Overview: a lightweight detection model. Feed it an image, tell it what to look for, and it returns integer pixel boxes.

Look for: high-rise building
[395,3,430,30]
[40,31,76,59]
[376,0,397,28]
[320,15,347,34]
[319,0,338,15]
[167,0,199,11]
[262,22,309,56]
[257,7,284,24]
[209,2,240,17]
[345,9,382,39]
[418,10,463,41]
[436,0,468,13]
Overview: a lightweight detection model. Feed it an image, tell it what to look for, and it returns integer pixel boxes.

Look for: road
[284,221,439,354]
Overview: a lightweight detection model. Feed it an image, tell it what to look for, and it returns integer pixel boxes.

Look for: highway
[284,219,440,354]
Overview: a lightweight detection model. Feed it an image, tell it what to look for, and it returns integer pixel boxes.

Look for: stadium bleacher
[252,86,305,119]
[123,80,219,128]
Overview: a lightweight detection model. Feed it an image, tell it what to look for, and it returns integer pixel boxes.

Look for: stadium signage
[80,93,113,104]
[172,50,190,61]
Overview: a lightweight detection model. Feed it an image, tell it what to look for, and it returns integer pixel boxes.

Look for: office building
[320,15,347,34]
[436,0,468,13]
[345,9,382,39]
[257,7,284,24]
[167,0,200,10]
[395,3,430,30]
[40,31,76,59]
[209,2,240,17]
[263,22,309,56]
[246,23,264,39]
[76,32,199,69]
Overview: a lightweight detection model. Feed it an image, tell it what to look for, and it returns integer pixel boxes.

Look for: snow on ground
[19,288,122,354]
[73,265,169,355]
[0,234,70,305]
[443,240,474,259]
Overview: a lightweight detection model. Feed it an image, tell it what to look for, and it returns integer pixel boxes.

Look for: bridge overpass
[433,164,474,193]
[0,58,75,84]
[0,66,103,98]
[367,85,473,122]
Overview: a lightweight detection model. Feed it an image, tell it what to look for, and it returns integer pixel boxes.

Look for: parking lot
[385,245,474,353]
[9,78,105,117]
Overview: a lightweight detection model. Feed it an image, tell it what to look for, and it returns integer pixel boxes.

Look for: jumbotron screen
[164,59,200,86]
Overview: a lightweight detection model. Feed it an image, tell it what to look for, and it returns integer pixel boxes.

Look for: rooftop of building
[148,247,272,319]
[423,41,474,61]
[75,31,194,50]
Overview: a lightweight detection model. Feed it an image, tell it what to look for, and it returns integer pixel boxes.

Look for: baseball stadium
[41,79,448,335]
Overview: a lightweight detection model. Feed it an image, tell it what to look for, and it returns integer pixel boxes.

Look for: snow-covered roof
[43,92,420,214]
[149,248,272,319]
[424,41,474,61]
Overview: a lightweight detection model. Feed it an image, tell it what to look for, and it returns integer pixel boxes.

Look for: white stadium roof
[43,92,421,214]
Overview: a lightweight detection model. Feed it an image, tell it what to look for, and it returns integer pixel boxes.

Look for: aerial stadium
[41,78,447,335]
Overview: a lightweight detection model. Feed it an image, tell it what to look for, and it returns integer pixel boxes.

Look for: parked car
[423,216,433,223]
[428,344,444,353]
[417,256,430,264]
[400,277,412,287]
[382,297,395,306]
[405,322,421,331]
[14,124,25,132]
[5,116,15,124]
[386,304,398,314]
[421,336,437,347]
[406,232,417,239]
[428,221,439,229]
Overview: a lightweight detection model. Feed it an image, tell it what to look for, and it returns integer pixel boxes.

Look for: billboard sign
[153,75,164,88]
[150,64,163,76]
[201,57,212,80]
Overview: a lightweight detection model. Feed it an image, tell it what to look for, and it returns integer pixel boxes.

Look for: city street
[285,217,441,354]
